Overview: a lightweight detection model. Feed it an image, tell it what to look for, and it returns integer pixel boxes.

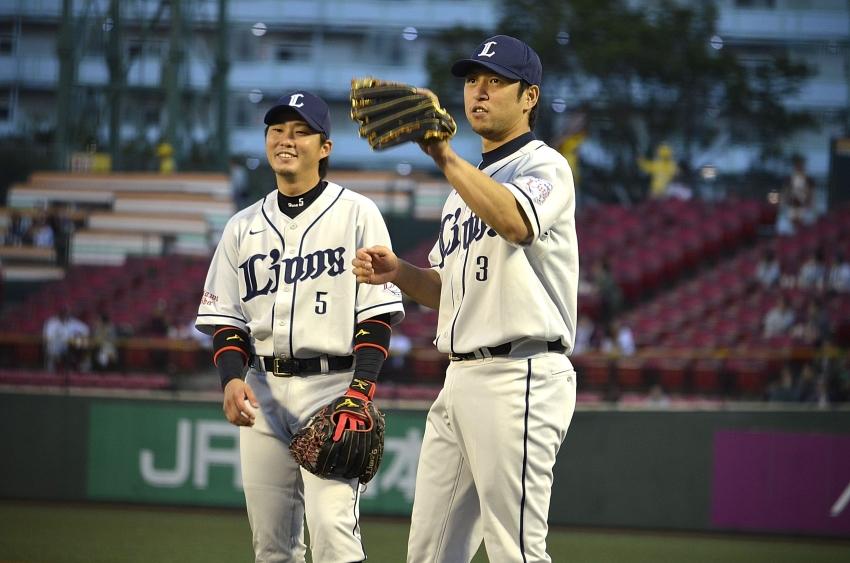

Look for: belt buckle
[272,358,300,377]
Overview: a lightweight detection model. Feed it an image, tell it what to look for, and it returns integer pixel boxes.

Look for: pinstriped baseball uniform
[197,182,404,562]
[407,132,578,563]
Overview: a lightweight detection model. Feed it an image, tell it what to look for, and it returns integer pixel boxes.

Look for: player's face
[265,118,331,187]
[463,70,538,149]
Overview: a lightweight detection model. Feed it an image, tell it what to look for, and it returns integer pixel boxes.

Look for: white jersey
[428,136,578,355]
[196,181,404,358]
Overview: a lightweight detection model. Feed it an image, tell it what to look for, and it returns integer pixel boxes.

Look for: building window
[0,34,13,55]
[734,0,775,7]
[275,43,309,62]
[0,93,11,121]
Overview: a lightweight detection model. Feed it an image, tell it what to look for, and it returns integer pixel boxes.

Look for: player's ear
[525,84,540,110]
[320,138,333,159]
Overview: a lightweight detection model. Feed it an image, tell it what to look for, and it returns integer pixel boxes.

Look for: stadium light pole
[55,0,76,170]
[213,0,230,171]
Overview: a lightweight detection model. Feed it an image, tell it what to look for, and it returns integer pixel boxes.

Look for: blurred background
[0,0,849,560]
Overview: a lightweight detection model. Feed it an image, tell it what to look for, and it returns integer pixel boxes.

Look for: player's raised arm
[353,246,441,310]
[420,139,534,245]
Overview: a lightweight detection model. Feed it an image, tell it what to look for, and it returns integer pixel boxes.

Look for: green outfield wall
[1,392,848,537]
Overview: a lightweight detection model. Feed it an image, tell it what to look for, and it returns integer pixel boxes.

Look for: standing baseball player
[353,35,578,562]
[196,90,404,562]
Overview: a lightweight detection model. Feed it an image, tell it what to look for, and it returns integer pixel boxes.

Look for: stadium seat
[691,359,723,394]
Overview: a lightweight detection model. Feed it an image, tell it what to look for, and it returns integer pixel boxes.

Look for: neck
[481,126,532,153]
[276,173,321,197]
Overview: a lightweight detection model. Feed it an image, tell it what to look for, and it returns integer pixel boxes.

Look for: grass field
[1,502,849,562]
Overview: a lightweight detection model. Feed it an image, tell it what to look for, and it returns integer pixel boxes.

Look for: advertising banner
[87,402,424,515]
[711,430,850,537]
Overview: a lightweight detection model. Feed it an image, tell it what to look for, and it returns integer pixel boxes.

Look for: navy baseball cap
[451,35,542,86]
[263,90,331,136]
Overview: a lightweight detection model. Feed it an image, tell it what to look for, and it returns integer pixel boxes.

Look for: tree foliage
[483,0,816,196]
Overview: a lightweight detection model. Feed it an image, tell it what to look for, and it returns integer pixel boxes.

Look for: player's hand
[223,379,259,427]
[353,246,399,285]
[417,136,456,171]
[331,379,375,442]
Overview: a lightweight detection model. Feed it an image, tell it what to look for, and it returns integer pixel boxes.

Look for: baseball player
[353,35,578,562]
[196,90,404,562]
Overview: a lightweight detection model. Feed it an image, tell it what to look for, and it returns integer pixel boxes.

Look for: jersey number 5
[315,291,328,314]
[475,256,488,281]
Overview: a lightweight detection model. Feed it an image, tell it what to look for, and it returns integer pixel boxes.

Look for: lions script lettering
[438,208,497,267]
[239,247,346,301]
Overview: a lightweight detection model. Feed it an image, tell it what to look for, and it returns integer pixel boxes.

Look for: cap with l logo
[263,90,332,136]
[451,35,542,86]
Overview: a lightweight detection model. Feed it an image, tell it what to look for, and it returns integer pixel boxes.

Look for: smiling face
[264,112,332,194]
[463,69,539,151]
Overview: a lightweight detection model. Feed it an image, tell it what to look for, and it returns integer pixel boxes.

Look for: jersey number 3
[475,256,488,282]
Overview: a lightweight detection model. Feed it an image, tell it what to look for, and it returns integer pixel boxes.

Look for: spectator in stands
[592,258,623,326]
[797,249,827,291]
[48,206,76,267]
[763,295,795,339]
[600,320,635,356]
[573,316,595,355]
[754,248,781,288]
[147,298,173,335]
[767,364,799,402]
[43,305,90,371]
[796,362,823,404]
[3,211,30,245]
[31,213,54,249]
[637,143,677,199]
[792,300,830,346]
[385,331,413,380]
[92,312,119,371]
[777,154,816,235]
[665,161,694,201]
[827,251,850,293]
[646,383,671,408]
[171,318,213,350]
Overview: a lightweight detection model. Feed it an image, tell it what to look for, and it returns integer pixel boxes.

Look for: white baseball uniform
[196,182,404,562]
[407,133,578,563]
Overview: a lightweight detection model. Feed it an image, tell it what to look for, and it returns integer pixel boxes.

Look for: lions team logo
[238,247,346,301]
[518,177,553,205]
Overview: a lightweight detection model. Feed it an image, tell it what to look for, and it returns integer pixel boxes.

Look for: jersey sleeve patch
[516,176,554,205]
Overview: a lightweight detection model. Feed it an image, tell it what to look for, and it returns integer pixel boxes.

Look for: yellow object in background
[558,131,586,187]
[157,142,175,174]
[637,143,678,198]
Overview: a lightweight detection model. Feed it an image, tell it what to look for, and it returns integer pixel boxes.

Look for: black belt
[449,340,566,362]
[256,355,353,377]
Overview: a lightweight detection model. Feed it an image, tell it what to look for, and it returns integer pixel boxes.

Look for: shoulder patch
[517,177,553,205]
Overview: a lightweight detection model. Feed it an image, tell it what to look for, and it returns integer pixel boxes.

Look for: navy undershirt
[478,131,536,170]
[277,180,327,218]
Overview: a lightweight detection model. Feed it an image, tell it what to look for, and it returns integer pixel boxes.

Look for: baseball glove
[289,395,385,483]
[350,77,457,151]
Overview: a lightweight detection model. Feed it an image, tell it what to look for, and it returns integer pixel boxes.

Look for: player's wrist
[346,377,376,401]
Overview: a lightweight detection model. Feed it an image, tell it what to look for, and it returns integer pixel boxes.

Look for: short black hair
[264,126,329,179]
[517,80,538,130]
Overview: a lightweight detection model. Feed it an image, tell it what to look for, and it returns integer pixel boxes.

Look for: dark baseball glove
[350,77,457,151]
[289,394,385,484]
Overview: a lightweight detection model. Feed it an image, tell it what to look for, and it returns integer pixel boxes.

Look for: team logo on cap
[288,93,305,108]
[477,41,497,58]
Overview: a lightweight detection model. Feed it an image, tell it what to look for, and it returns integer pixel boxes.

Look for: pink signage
[711,430,850,536]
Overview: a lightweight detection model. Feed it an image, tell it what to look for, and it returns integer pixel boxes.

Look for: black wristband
[354,346,385,382]
[217,351,247,390]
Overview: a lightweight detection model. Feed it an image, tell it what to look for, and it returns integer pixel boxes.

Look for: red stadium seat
[615,357,645,390]
[691,359,723,394]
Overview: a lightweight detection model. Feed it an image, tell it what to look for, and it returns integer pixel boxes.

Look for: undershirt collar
[479,131,536,170]
[277,180,327,218]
